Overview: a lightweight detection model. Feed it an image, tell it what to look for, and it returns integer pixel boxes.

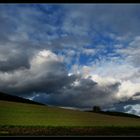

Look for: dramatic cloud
[0,49,76,96]
[0,4,140,116]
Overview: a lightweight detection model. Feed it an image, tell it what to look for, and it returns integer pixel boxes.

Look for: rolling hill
[1,99,140,127]
[0,92,140,135]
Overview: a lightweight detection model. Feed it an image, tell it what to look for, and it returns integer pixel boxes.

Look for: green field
[0,100,140,136]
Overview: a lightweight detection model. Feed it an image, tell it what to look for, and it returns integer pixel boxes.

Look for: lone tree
[93,106,101,112]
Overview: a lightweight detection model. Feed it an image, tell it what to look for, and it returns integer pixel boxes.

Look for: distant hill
[0,91,44,106]
[87,110,140,118]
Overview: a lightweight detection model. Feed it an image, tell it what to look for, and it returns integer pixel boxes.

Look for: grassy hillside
[0,100,140,127]
[0,100,140,135]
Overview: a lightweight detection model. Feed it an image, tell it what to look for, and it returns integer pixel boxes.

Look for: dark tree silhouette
[93,106,101,112]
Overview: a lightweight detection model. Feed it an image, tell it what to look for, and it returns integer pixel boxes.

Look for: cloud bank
[0,4,140,116]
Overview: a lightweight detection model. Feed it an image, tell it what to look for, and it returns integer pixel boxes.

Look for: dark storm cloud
[110,99,140,115]
[0,41,39,72]
[14,64,77,96]
[0,49,79,98]
[0,51,30,72]
[104,93,140,116]
[33,78,121,108]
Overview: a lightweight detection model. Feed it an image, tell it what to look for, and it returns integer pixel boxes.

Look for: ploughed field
[0,100,140,136]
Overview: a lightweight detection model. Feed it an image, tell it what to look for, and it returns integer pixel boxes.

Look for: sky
[0,4,140,116]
